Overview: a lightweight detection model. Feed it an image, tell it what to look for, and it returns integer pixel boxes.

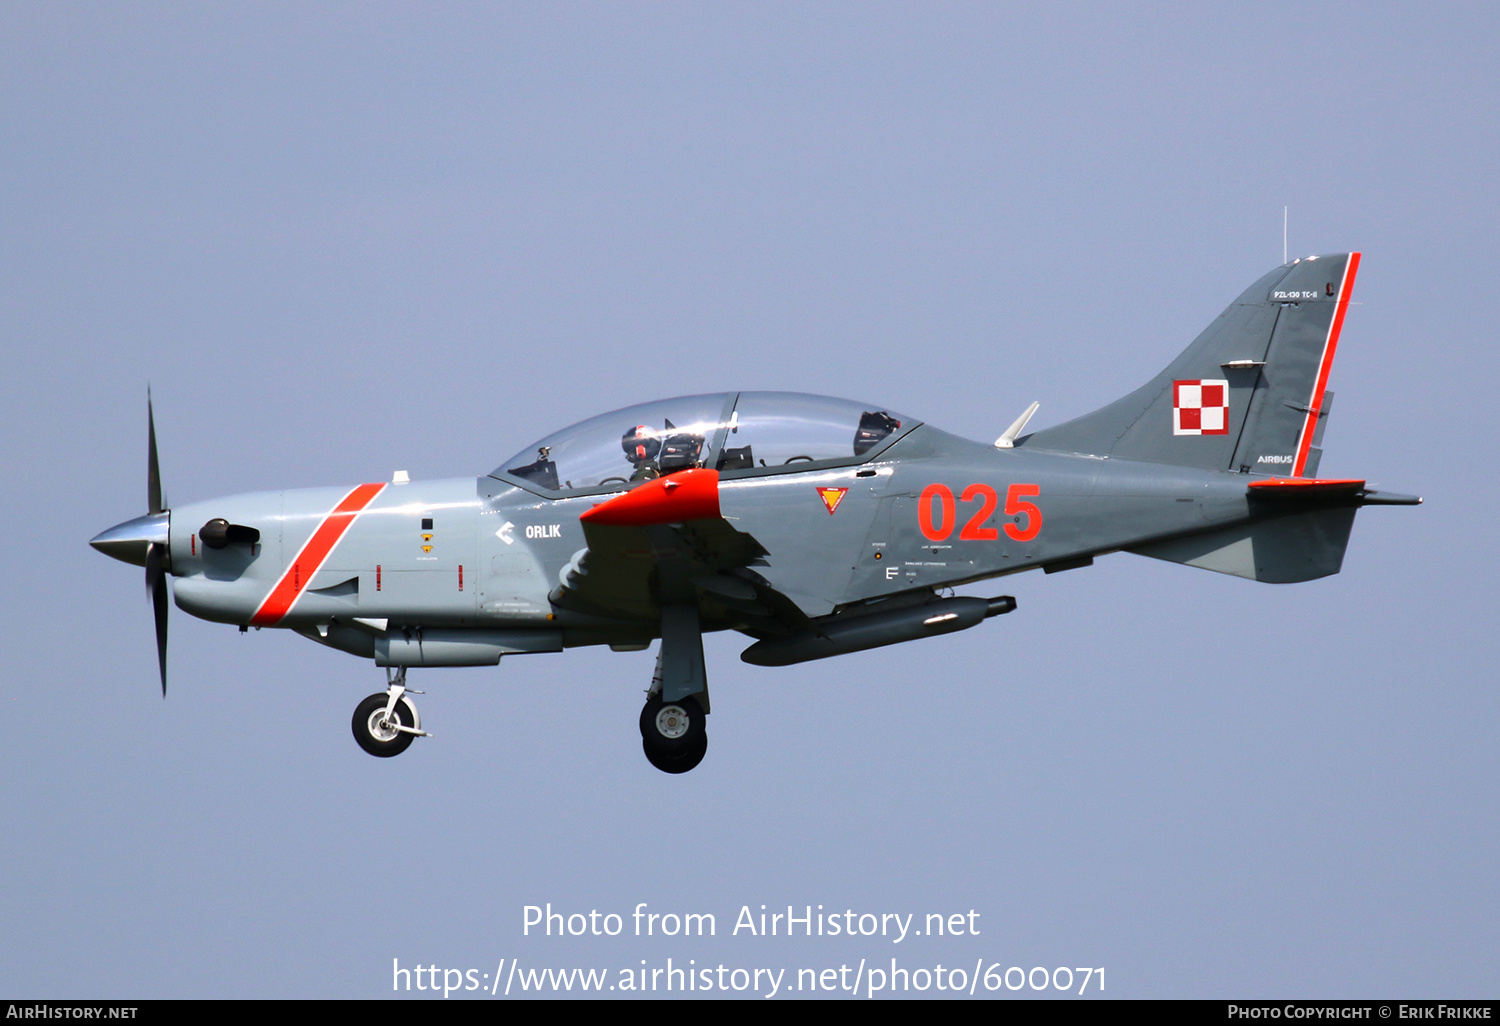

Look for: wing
[549,469,813,636]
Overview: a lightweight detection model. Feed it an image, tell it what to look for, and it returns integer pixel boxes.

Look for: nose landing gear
[352,667,430,758]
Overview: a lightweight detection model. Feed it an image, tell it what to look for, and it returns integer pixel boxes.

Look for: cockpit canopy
[491,392,917,497]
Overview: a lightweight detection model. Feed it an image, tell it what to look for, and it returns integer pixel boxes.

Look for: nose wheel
[352,668,430,758]
[640,694,707,773]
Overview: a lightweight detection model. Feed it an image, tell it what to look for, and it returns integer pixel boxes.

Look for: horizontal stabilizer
[1355,489,1423,506]
[1248,477,1365,497]
[1248,477,1423,506]
[1128,507,1357,583]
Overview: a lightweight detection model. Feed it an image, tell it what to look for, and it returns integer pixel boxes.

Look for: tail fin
[1021,253,1360,476]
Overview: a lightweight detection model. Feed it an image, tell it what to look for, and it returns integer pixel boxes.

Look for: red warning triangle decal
[817,487,848,515]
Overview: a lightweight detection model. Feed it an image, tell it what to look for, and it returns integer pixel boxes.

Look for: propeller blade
[146,541,169,696]
[147,388,163,515]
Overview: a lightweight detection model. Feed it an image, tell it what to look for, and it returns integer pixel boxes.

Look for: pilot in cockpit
[623,420,703,481]
[854,410,901,456]
[621,424,663,481]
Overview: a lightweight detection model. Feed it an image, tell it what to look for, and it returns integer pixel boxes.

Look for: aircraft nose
[90,512,170,567]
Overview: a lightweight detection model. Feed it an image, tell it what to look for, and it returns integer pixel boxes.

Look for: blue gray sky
[2,2,1496,998]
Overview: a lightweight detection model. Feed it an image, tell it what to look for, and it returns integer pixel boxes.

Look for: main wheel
[352,693,418,758]
[639,694,706,758]
[643,733,707,774]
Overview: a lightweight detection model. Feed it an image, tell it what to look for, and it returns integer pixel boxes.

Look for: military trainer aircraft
[92,252,1418,772]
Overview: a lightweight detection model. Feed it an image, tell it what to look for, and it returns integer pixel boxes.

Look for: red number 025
[918,483,1041,542]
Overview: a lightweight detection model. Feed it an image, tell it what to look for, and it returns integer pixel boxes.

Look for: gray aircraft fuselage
[166,438,1247,637]
[91,252,1418,771]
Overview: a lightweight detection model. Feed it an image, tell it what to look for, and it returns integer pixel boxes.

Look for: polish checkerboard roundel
[1173,379,1229,435]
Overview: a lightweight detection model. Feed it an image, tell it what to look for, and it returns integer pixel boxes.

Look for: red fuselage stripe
[250,483,386,626]
[1292,253,1361,477]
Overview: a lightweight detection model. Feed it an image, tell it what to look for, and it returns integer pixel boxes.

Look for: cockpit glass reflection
[493,392,913,495]
[719,392,905,470]
[498,395,732,493]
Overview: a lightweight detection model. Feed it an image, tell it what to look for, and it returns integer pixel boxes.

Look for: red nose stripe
[250,483,386,626]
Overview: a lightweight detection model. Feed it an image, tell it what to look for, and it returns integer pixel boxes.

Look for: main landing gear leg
[352,666,431,758]
[639,605,709,774]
